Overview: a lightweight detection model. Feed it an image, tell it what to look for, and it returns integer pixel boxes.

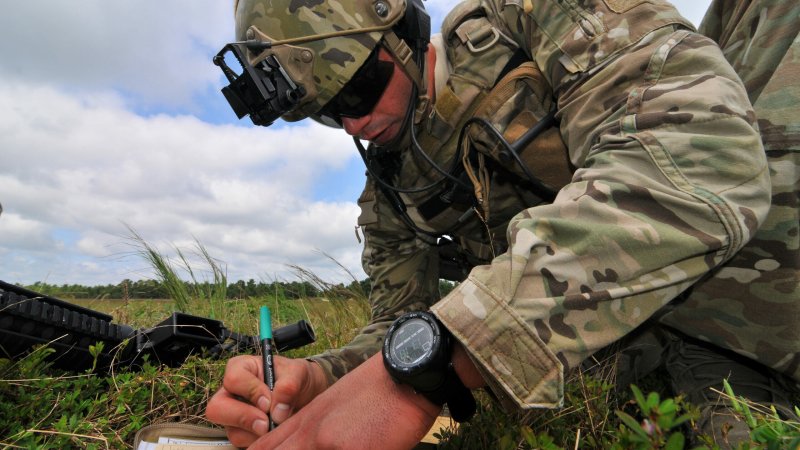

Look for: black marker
[260,306,276,430]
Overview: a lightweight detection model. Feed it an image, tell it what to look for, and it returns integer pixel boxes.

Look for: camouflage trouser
[587,324,800,448]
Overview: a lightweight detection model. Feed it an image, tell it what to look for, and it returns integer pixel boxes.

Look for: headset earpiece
[396,0,430,56]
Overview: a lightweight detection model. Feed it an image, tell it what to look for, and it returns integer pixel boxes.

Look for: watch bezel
[383,311,450,393]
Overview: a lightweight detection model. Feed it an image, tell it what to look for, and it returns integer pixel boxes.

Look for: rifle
[0,279,315,373]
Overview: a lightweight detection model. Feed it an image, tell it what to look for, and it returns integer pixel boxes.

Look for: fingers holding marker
[209,353,322,430]
[205,385,270,446]
[221,355,271,406]
[269,357,331,424]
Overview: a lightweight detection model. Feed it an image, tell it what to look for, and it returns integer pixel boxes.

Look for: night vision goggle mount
[213,41,306,127]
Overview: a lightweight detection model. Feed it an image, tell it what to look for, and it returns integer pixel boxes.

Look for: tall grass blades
[124,225,227,317]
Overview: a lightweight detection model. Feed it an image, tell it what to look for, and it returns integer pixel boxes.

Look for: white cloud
[0,81,364,285]
[0,212,59,252]
[0,1,232,110]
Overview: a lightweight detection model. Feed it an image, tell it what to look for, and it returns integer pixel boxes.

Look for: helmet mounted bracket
[214,41,309,127]
[241,27,321,122]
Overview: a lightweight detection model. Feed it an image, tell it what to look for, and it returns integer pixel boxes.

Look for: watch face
[388,317,435,368]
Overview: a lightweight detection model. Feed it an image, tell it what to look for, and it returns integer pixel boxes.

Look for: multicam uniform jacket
[310,0,776,410]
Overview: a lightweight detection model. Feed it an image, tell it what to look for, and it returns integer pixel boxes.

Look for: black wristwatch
[382,311,476,422]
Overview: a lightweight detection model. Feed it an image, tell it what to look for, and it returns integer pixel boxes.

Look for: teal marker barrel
[260,306,276,430]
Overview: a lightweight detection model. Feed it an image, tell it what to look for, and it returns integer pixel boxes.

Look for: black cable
[358,82,471,194]
[356,136,452,195]
[461,112,558,202]
[407,100,471,189]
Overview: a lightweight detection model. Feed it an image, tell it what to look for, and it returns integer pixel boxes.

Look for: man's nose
[341,115,369,137]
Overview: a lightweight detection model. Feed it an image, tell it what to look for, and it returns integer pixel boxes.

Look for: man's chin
[368,129,390,145]
[372,124,407,147]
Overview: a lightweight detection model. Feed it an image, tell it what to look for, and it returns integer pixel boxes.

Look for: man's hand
[249,353,443,449]
[206,355,329,448]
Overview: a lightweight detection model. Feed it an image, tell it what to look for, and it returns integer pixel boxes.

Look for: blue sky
[0,0,711,287]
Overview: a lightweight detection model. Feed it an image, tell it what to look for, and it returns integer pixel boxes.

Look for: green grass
[5,307,796,450]
[6,321,798,449]
[0,293,370,449]
[2,235,798,449]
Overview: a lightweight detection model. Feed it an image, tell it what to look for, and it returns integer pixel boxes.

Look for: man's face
[341,48,413,146]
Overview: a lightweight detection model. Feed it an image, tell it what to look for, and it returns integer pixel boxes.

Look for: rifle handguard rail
[0,280,316,373]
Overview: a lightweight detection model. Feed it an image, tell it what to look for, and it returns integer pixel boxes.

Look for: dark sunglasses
[317,48,395,124]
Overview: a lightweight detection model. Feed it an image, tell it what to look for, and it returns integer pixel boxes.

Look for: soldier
[205,0,794,447]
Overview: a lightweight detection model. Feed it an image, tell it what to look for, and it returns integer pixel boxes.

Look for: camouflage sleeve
[309,178,442,385]
[432,1,771,410]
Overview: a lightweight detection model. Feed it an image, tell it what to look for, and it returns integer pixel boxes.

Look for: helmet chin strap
[382,31,430,122]
[367,25,431,151]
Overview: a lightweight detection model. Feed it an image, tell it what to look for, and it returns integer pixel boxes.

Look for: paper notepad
[134,423,237,450]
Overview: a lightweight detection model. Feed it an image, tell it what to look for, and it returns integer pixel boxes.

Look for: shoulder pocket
[469,62,573,190]
[442,0,486,40]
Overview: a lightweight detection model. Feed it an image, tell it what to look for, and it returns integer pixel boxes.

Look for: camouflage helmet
[233,0,429,124]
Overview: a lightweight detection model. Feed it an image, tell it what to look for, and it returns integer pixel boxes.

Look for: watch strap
[441,363,477,422]
[416,336,476,422]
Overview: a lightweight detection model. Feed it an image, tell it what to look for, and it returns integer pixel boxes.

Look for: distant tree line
[22,278,456,301]
[23,279,355,300]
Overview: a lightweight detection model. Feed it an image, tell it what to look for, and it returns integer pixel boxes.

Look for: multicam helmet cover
[233,0,408,123]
